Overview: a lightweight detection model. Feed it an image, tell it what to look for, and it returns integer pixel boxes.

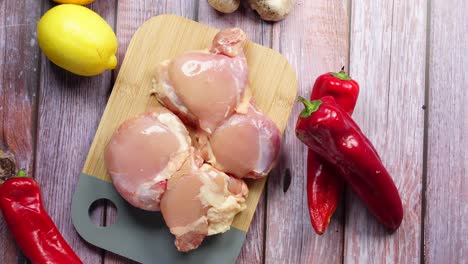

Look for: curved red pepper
[0,177,83,264]
[296,96,403,230]
[307,69,359,234]
[306,154,344,234]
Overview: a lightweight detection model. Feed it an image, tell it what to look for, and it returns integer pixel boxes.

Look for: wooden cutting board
[72,14,297,264]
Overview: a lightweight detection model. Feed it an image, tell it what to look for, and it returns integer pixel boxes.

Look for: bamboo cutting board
[72,15,297,263]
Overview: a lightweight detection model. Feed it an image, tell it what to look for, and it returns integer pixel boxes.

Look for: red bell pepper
[0,172,83,264]
[310,67,359,115]
[296,96,403,230]
[307,68,359,234]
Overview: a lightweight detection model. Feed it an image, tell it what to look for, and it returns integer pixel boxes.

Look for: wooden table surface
[0,0,466,263]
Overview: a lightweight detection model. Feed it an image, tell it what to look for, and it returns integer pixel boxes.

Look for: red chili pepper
[307,68,359,234]
[0,174,83,264]
[306,154,344,234]
[296,96,403,230]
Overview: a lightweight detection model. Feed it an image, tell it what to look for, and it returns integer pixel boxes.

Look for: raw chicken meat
[160,155,248,252]
[104,108,191,211]
[153,28,250,133]
[104,27,283,253]
[200,102,281,179]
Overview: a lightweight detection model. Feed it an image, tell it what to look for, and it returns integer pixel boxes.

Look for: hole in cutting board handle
[88,198,118,228]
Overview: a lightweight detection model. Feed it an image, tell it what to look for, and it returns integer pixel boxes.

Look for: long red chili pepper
[307,68,359,234]
[306,155,343,234]
[0,172,83,264]
[296,96,403,230]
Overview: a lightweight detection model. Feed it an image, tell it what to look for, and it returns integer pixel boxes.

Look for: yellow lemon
[53,0,95,5]
[37,4,117,76]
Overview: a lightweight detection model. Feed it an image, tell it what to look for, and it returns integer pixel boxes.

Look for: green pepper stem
[330,66,351,81]
[17,169,26,177]
[0,169,27,184]
[298,97,322,118]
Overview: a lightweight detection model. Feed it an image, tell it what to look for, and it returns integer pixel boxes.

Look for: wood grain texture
[0,0,42,262]
[34,1,117,263]
[344,1,426,263]
[425,0,468,263]
[196,2,271,263]
[113,0,197,77]
[265,1,349,263]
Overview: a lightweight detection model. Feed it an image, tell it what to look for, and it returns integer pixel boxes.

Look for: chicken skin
[154,28,249,133]
[104,108,190,211]
[160,154,248,252]
[200,102,281,179]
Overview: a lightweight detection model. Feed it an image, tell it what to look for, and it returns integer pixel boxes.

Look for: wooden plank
[0,0,42,262]
[265,1,349,263]
[425,0,468,263]
[34,1,117,263]
[344,1,426,263]
[113,0,197,77]
[197,3,271,263]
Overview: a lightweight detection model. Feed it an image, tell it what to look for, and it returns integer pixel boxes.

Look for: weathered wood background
[0,0,466,263]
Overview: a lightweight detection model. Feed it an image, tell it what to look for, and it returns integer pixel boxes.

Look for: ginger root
[208,0,241,14]
[248,0,296,21]
[207,0,295,21]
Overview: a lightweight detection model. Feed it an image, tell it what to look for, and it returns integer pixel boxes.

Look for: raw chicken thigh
[104,108,190,211]
[160,154,248,252]
[105,27,283,253]
[153,28,250,133]
[200,102,281,179]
